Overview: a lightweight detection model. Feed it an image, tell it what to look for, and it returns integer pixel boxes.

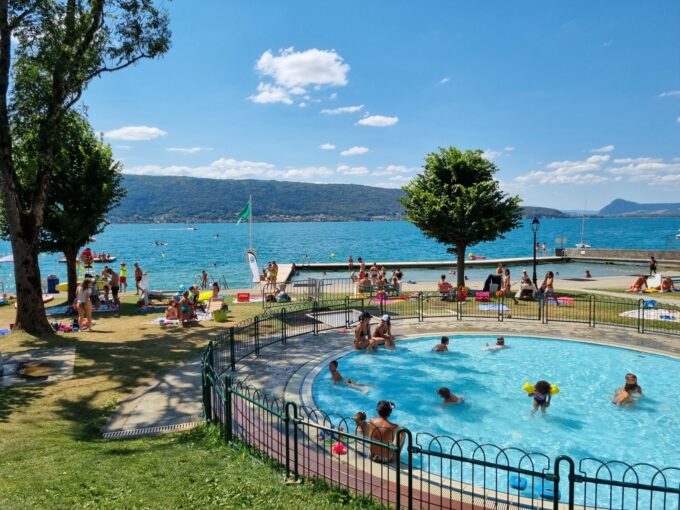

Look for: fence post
[201,341,213,423]
[345,296,350,327]
[457,292,462,321]
[229,327,236,371]
[254,316,260,356]
[418,293,423,322]
[498,294,504,322]
[284,401,298,478]
[638,299,645,334]
[539,296,545,323]
[281,308,287,345]
[313,301,319,336]
[589,294,595,327]
[224,375,233,442]
[396,428,414,510]
[554,455,576,510]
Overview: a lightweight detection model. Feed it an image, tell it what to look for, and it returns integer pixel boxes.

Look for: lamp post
[531,217,540,287]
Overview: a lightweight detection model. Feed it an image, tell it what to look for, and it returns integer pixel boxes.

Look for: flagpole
[249,194,252,250]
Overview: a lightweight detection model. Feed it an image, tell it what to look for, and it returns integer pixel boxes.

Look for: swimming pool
[312,335,680,471]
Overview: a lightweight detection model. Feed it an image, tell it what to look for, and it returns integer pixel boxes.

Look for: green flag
[235,200,251,224]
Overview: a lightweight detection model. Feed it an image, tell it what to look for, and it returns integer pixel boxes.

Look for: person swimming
[432,336,449,352]
[530,380,552,415]
[328,360,370,393]
[437,387,462,404]
[484,336,509,351]
[612,373,643,405]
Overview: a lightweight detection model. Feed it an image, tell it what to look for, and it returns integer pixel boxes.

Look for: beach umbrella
[0,254,13,263]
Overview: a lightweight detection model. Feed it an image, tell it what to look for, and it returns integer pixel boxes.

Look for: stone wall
[560,248,680,264]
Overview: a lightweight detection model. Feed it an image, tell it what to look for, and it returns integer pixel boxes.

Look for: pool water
[312,336,680,470]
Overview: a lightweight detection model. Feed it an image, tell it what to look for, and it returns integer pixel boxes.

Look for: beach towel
[619,308,679,321]
[369,298,399,305]
[46,304,118,316]
[479,303,510,312]
[230,296,264,304]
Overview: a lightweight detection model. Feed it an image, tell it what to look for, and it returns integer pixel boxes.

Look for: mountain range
[110,175,568,223]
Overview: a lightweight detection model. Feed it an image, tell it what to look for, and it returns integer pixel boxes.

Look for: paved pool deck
[102,316,679,439]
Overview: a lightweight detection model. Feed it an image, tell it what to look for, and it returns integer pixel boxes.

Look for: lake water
[0,217,678,291]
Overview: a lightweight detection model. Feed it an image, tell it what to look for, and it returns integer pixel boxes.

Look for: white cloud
[166,147,213,154]
[515,171,608,185]
[329,92,338,100]
[482,149,503,160]
[320,105,364,115]
[337,165,369,175]
[340,146,369,156]
[104,126,167,141]
[248,82,293,105]
[375,164,414,175]
[124,158,283,180]
[590,144,615,153]
[256,47,349,88]
[114,145,132,150]
[356,115,399,127]
[282,166,334,179]
[658,91,680,98]
[439,77,450,84]
[504,146,515,152]
[319,143,336,150]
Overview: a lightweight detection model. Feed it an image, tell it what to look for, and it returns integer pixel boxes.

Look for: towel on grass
[479,303,510,312]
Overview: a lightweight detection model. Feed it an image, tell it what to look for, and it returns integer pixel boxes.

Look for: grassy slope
[0,296,380,509]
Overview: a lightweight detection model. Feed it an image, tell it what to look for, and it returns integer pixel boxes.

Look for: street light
[531,217,540,287]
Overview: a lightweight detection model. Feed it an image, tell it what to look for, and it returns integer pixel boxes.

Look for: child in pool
[432,336,449,352]
[328,360,371,393]
[612,373,643,405]
[484,336,509,351]
[530,380,552,415]
[437,387,463,404]
[353,411,370,437]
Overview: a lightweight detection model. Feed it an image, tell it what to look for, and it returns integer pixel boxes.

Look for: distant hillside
[110,175,405,222]
[598,199,680,217]
[108,175,564,223]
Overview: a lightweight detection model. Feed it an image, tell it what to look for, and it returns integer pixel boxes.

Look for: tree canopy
[400,147,523,286]
[0,0,170,334]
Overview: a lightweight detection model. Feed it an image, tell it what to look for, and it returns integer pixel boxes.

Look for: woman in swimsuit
[368,400,400,463]
[354,313,375,352]
[179,291,192,326]
[372,315,395,348]
[76,279,94,330]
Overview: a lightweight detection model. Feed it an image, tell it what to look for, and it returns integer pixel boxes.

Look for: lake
[0,217,678,291]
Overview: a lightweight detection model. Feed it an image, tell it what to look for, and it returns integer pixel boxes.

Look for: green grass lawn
[0,295,381,509]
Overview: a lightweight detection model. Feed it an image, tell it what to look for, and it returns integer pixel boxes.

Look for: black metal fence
[202,294,680,509]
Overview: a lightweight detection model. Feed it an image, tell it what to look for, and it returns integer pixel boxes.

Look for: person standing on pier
[541,242,547,257]
[649,256,657,276]
[348,255,354,271]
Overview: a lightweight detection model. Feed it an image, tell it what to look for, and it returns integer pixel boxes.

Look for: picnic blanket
[230,296,265,305]
[150,311,212,325]
[45,304,119,316]
[479,303,510,312]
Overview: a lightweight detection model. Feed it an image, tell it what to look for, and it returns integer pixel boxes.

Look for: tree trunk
[10,232,52,334]
[456,244,467,288]
[64,245,79,304]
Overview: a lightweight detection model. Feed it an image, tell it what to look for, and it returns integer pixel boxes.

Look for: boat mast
[249,193,253,251]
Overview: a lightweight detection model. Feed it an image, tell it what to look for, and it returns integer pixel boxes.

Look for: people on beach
[201,270,208,290]
[165,299,179,321]
[358,257,365,278]
[348,255,354,271]
[178,290,193,326]
[100,265,109,283]
[369,401,400,463]
[211,281,220,299]
[76,278,94,330]
[625,275,649,292]
[433,336,449,352]
[516,270,536,300]
[372,314,395,348]
[438,274,453,300]
[502,268,517,302]
[106,267,121,307]
[120,262,128,292]
[269,261,278,283]
[496,263,503,275]
[354,312,375,352]
[612,373,643,405]
[656,277,677,292]
[134,262,143,295]
[369,263,379,283]
[649,256,657,276]
[584,270,592,279]
[437,387,462,404]
[530,380,552,415]
[542,242,547,257]
[538,271,558,304]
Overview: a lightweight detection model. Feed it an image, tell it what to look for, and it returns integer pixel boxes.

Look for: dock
[289,256,564,273]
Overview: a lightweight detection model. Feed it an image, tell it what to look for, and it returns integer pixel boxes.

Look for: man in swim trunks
[372,314,395,348]
[201,270,208,290]
[625,275,648,292]
[656,277,677,292]
[438,274,453,300]
[437,387,462,404]
[119,262,128,292]
[134,262,143,295]
[106,268,121,307]
[354,312,375,352]
[358,257,365,278]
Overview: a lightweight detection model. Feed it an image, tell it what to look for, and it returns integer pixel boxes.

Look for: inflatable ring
[522,382,560,395]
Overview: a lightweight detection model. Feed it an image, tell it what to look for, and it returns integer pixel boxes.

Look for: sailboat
[237,195,261,286]
[575,202,591,248]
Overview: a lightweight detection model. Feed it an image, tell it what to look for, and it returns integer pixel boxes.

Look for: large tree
[0,0,170,334]
[25,112,125,303]
[400,147,523,287]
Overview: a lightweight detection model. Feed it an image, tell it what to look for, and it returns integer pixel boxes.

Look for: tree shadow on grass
[0,384,45,423]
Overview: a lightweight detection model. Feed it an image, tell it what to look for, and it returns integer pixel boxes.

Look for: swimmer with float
[484,336,509,351]
[523,380,559,415]
[612,373,643,405]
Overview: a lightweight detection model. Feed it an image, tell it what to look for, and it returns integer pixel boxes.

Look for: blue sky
[83,1,680,210]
